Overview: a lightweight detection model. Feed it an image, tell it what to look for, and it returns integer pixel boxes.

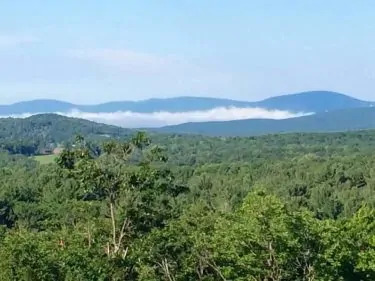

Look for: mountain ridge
[1,91,373,115]
[156,107,375,136]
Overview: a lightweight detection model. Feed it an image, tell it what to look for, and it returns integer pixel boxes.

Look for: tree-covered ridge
[0,114,131,155]
[1,129,375,280]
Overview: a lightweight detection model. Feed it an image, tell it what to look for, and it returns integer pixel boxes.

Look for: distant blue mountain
[0,100,75,115]
[254,91,371,112]
[0,91,373,115]
[0,97,252,114]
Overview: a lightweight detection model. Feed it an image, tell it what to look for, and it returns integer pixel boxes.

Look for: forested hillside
[2,118,375,280]
[0,114,131,155]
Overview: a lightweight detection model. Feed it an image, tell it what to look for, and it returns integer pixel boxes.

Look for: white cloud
[0,35,38,48]
[0,107,311,128]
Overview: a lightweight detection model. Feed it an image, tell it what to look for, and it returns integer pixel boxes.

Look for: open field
[33,154,57,164]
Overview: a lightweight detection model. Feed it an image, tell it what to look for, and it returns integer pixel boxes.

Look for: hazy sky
[1,1,375,104]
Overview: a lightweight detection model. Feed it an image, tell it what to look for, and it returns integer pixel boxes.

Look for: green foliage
[2,124,375,280]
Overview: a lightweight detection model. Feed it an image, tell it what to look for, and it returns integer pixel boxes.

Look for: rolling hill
[1,91,373,115]
[0,114,132,155]
[157,107,375,136]
[0,114,131,140]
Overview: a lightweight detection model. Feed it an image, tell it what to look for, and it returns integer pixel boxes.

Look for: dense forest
[1,116,375,280]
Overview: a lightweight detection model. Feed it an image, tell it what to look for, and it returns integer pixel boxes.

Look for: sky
[1,0,375,104]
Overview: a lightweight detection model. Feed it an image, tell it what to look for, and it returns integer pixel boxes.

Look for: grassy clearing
[34,154,57,164]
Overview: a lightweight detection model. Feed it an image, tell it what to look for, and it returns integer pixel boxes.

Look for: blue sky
[1,1,375,104]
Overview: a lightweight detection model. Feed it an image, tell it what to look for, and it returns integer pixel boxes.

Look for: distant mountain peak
[279,90,352,96]
[256,90,370,113]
